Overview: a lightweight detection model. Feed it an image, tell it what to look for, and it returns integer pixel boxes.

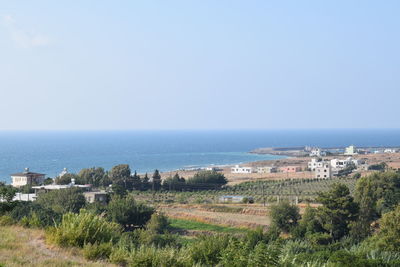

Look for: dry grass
[0,226,116,267]
[160,204,271,230]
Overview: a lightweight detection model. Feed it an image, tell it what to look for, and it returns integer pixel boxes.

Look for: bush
[47,209,122,247]
[306,232,332,247]
[83,242,113,260]
[270,201,300,232]
[0,215,14,226]
[106,196,154,230]
[127,246,190,267]
[188,235,231,265]
[36,188,86,214]
[10,202,61,227]
[146,213,170,234]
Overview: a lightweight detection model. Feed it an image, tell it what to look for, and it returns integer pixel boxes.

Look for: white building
[11,168,45,188]
[330,157,358,170]
[315,162,331,179]
[231,165,254,174]
[308,158,330,171]
[256,166,277,174]
[384,148,397,153]
[344,145,357,155]
[309,148,326,157]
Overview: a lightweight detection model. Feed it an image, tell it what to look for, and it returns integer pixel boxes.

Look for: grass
[0,226,115,267]
[169,218,249,234]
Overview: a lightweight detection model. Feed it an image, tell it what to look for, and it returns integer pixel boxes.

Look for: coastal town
[3,145,399,204]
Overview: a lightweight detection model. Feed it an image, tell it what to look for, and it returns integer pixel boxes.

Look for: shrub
[47,209,122,247]
[188,235,231,265]
[127,246,190,267]
[10,202,61,227]
[0,215,14,226]
[269,201,300,232]
[306,233,332,247]
[83,242,113,260]
[146,213,170,234]
[36,188,86,214]
[106,196,154,230]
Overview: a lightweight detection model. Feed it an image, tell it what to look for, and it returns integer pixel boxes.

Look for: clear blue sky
[1,1,399,130]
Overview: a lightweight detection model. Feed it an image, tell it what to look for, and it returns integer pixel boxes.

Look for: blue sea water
[0,129,399,183]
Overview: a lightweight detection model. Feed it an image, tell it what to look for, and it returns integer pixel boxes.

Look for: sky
[0,1,399,130]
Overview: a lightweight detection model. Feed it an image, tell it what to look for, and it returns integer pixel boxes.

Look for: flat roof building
[11,168,45,188]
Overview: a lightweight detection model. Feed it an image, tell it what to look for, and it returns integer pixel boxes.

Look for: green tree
[186,171,227,189]
[78,167,106,187]
[131,171,142,190]
[162,173,186,191]
[106,195,154,230]
[270,201,300,232]
[152,170,162,191]
[0,184,17,202]
[370,204,400,252]
[316,183,359,240]
[36,188,86,214]
[141,173,150,191]
[109,164,132,190]
[55,173,83,185]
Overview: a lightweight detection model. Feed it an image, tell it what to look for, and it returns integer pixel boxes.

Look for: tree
[186,171,227,189]
[55,173,83,185]
[36,188,86,214]
[131,171,142,190]
[78,167,106,187]
[152,169,162,191]
[109,164,131,190]
[43,177,54,185]
[371,204,400,252]
[162,173,186,191]
[351,175,378,240]
[0,184,17,202]
[141,173,150,191]
[316,183,359,240]
[368,162,388,171]
[106,195,154,230]
[270,201,300,232]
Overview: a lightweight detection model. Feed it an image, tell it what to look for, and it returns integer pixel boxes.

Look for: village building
[308,158,330,171]
[344,145,357,155]
[11,168,45,188]
[83,191,108,204]
[256,166,277,173]
[330,157,358,170]
[315,162,331,179]
[279,166,302,173]
[231,165,254,174]
[309,148,326,157]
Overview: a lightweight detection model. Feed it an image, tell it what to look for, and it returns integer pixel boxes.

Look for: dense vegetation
[2,170,400,266]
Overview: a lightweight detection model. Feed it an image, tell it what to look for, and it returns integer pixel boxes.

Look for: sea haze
[0,129,400,183]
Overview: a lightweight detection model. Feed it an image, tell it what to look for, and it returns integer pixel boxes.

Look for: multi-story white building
[315,162,331,179]
[308,158,330,171]
[309,148,326,157]
[11,168,45,188]
[231,165,254,174]
[330,157,358,170]
[344,145,357,155]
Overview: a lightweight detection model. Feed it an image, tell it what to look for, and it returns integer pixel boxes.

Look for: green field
[169,218,249,234]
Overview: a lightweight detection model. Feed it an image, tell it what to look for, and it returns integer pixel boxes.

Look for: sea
[1,129,400,183]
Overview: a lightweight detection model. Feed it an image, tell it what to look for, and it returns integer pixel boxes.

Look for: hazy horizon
[1,1,399,130]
